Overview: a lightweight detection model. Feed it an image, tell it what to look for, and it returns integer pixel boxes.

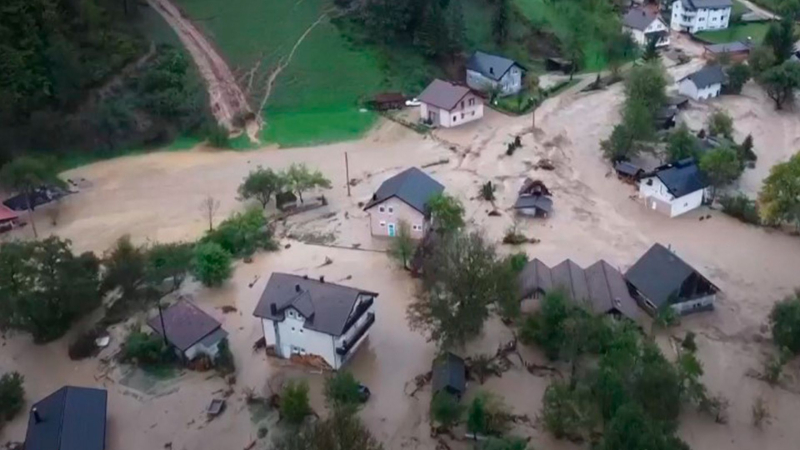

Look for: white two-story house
[671,0,731,33]
[419,79,484,128]
[465,51,526,96]
[623,7,670,47]
[639,158,710,217]
[678,64,725,100]
[253,273,378,370]
[363,167,444,239]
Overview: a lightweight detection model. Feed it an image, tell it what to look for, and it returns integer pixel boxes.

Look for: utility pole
[345,152,351,197]
[157,303,169,347]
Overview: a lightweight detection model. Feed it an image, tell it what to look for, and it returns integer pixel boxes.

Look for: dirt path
[147,0,254,135]
[738,0,780,19]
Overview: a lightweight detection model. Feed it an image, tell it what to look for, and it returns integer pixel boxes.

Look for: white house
[622,7,670,47]
[147,299,228,361]
[363,167,444,239]
[253,273,378,370]
[678,65,725,100]
[419,79,484,128]
[625,243,720,315]
[670,0,731,33]
[639,158,710,217]
[465,51,526,96]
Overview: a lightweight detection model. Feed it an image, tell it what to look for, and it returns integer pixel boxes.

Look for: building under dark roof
[432,352,467,398]
[705,41,750,55]
[363,167,444,214]
[625,243,719,313]
[622,7,660,30]
[680,0,732,10]
[646,158,709,198]
[680,65,726,89]
[147,299,227,354]
[466,51,525,81]
[513,195,553,216]
[418,79,473,111]
[253,273,378,336]
[25,386,107,450]
[517,258,643,323]
[614,161,644,180]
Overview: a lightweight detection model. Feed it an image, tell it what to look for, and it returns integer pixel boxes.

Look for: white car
[405,98,421,107]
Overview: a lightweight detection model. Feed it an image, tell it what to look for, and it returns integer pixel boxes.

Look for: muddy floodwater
[3,36,800,449]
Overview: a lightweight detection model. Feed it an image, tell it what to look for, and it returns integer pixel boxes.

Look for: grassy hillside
[174,0,385,147]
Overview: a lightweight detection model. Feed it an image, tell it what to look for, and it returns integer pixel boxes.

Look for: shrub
[202,207,276,258]
[193,242,233,287]
[480,181,496,201]
[207,124,231,148]
[681,331,698,353]
[720,194,761,225]
[121,329,170,365]
[281,380,312,425]
[507,252,528,273]
[214,338,235,374]
[769,293,800,353]
[0,372,25,428]
[324,371,362,408]
[430,391,463,429]
[541,380,595,441]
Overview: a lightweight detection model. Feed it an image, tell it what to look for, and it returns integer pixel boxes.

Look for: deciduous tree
[748,45,777,75]
[238,167,286,209]
[430,391,463,429]
[492,0,510,45]
[706,110,734,139]
[281,380,312,425]
[0,372,24,430]
[285,163,332,204]
[759,61,800,110]
[324,371,363,408]
[146,242,194,291]
[726,63,751,94]
[102,235,147,301]
[667,124,699,162]
[758,152,800,226]
[764,18,797,63]
[192,242,232,287]
[769,292,800,353]
[427,193,465,234]
[700,146,742,195]
[388,220,416,269]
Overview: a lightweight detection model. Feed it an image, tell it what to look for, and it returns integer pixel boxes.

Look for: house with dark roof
[432,352,467,399]
[465,51,526,97]
[671,0,732,33]
[147,299,228,361]
[514,178,553,218]
[418,79,483,128]
[678,65,725,100]
[614,161,645,182]
[622,7,670,47]
[253,273,378,369]
[517,258,644,324]
[626,243,720,315]
[704,41,751,63]
[639,158,710,217]
[25,386,107,450]
[363,167,444,239]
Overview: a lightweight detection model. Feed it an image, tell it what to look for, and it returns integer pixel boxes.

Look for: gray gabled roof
[584,260,641,321]
[649,158,709,198]
[551,259,591,302]
[518,258,554,299]
[432,352,466,395]
[514,195,553,212]
[622,8,661,31]
[466,51,524,81]
[625,243,704,308]
[25,386,107,450]
[253,273,378,336]
[680,0,732,10]
[418,79,473,111]
[363,167,444,214]
[681,65,726,89]
[147,300,223,352]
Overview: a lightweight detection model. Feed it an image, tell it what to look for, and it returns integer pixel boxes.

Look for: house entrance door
[388,223,396,237]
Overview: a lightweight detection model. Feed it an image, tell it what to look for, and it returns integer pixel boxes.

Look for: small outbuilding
[418,79,484,128]
[678,65,725,101]
[25,386,108,450]
[614,161,645,182]
[545,57,575,74]
[626,243,720,315]
[514,178,553,218]
[147,299,228,361]
[370,92,406,111]
[432,352,467,399]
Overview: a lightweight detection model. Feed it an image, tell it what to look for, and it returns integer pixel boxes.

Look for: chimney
[303,275,309,280]
[33,407,41,423]
[270,303,277,315]
[295,284,301,293]
[489,67,494,75]
[319,276,325,283]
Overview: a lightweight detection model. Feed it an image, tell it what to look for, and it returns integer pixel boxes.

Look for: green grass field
[696,22,771,44]
[174,0,384,147]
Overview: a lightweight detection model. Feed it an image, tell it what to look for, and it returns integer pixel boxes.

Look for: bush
[206,124,231,148]
[202,207,277,258]
[324,371,362,407]
[214,338,235,374]
[507,252,528,273]
[769,293,800,353]
[121,329,170,365]
[193,242,233,287]
[720,194,761,225]
[281,380,312,425]
[430,391,463,429]
[480,181,496,201]
[681,331,698,353]
[541,381,596,442]
[0,372,24,428]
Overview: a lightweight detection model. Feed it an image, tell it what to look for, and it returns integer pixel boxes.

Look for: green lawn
[695,22,771,44]
[174,0,385,147]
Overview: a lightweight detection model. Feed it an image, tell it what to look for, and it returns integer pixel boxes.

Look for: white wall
[184,340,222,360]
[678,79,721,100]
[466,67,523,96]
[368,197,427,239]
[671,0,730,32]
[640,176,704,217]
[669,189,704,217]
[264,307,338,368]
[421,93,483,128]
[333,296,376,368]
[671,294,716,314]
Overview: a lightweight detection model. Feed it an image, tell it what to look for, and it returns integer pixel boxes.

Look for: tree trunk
[26,193,38,238]
[297,190,304,204]
[531,105,536,130]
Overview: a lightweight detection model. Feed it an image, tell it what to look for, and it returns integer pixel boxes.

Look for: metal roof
[253,273,378,336]
[552,259,591,301]
[622,8,660,31]
[615,161,643,176]
[680,65,726,89]
[465,51,524,81]
[650,159,709,198]
[418,79,473,111]
[584,260,642,321]
[25,386,107,450]
[363,167,444,214]
[518,258,554,299]
[432,352,466,395]
[147,300,223,352]
[513,195,553,212]
[681,0,732,10]
[625,243,703,308]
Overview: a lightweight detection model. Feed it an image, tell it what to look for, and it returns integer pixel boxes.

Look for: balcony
[336,313,375,356]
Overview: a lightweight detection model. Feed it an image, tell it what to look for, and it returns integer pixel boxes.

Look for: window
[453,115,458,122]
[288,310,295,318]
[378,206,385,213]
[388,206,394,214]
[461,113,465,119]
[412,224,421,231]
[291,327,295,331]
[379,220,386,227]
[300,329,304,334]
[461,101,465,109]
[469,98,475,106]
[472,111,475,116]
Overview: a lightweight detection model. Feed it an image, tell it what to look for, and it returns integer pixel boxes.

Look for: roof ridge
[57,387,70,450]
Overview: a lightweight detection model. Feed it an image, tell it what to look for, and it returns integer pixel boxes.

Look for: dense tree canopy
[667,124,699,162]
[770,292,800,354]
[758,151,800,227]
[758,61,800,110]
